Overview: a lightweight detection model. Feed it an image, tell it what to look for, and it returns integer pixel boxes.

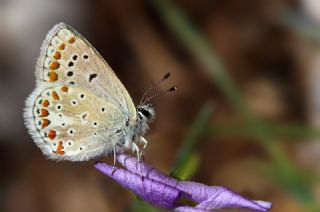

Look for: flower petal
[174,206,208,212]
[177,181,271,211]
[117,154,179,187]
[253,200,273,209]
[175,181,209,202]
[96,155,272,212]
[94,162,181,209]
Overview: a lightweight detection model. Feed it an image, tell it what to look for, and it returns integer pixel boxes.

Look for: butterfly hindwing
[25,84,126,161]
[35,23,136,122]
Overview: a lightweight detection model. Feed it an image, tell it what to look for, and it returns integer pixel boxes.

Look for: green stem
[170,102,214,179]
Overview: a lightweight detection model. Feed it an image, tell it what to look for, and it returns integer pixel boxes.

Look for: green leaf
[170,102,214,179]
[171,152,201,181]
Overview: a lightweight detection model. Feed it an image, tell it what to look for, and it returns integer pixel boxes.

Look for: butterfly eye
[93,122,98,127]
[101,107,106,113]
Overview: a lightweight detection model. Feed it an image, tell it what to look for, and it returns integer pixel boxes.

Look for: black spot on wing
[67,71,73,77]
[68,61,74,67]
[89,73,97,82]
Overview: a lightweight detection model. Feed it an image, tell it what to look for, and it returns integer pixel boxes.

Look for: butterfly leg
[111,145,117,175]
[132,142,144,180]
[140,136,148,149]
[139,136,148,161]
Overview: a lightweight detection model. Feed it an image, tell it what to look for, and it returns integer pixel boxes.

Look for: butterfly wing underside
[27,86,126,161]
[24,23,136,161]
[35,23,136,121]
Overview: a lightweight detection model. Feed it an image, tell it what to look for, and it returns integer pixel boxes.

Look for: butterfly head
[134,103,155,137]
[137,103,155,123]
[134,72,177,136]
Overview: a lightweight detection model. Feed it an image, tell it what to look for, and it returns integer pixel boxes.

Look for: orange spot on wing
[48,130,56,140]
[41,119,50,128]
[49,61,60,70]
[42,99,49,107]
[57,151,65,156]
[56,141,65,155]
[61,86,68,92]
[59,43,65,50]
[48,71,58,82]
[68,37,75,44]
[40,109,49,117]
[57,141,63,150]
[51,91,60,101]
[53,51,61,60]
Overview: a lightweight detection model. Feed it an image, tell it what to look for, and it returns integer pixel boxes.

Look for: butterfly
[24,23,176,162]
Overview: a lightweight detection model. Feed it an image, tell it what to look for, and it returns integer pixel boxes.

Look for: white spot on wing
[44,58,51,68]
[51,36,62,46]
[58,29,73,38]
[46,46,55,56]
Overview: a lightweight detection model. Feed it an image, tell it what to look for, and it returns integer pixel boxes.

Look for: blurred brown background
[1,0,320,211]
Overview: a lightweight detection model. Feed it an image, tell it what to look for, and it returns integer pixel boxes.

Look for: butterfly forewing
[35,23,136,121]
[25,23,137,161]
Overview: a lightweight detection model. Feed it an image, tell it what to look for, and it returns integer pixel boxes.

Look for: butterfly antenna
[142,86,177,105]
[140,72,171,105]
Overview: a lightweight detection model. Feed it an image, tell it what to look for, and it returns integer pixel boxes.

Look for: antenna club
[168,86,177,92]
[163,72,171,79]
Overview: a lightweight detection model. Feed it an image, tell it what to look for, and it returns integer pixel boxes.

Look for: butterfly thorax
[134,104,155,138]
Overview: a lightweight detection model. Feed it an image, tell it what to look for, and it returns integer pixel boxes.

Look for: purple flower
[94,154,272,211]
